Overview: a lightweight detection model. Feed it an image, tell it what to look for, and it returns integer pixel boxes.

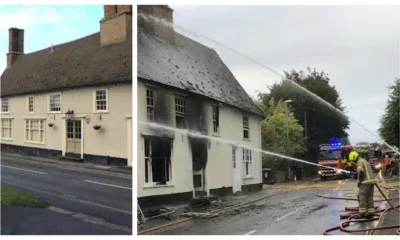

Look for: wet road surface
[152,178,386,235]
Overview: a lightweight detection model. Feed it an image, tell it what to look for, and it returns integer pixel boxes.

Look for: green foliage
[379,79,400,148]
[260,98,307,170]
[258,67,350,164]
[1,187,48,208]
[370,142,380,148]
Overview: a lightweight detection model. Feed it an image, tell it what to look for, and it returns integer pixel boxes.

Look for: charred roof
[137,25,264,118]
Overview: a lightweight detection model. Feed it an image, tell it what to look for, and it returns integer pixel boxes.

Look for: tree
[378,79,400,148]
[260,98,307,170]
[370,142,380,148]
[258,67,350,164]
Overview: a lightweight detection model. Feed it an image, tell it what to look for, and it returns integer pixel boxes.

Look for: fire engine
[318,142,355,180]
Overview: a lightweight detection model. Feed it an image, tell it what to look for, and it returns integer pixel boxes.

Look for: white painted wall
[137,80,262,198]
[0,84,132,162]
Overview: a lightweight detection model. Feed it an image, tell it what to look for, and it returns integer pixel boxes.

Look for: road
[1,156,132,234]
[149,178,390,235]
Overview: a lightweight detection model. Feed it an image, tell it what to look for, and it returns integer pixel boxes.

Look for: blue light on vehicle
[330,141,342,147]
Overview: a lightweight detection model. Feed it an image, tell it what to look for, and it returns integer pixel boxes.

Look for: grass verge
[1,187,49,208]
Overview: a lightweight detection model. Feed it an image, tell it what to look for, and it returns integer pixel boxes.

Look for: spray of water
[138,11,400,155]
[139,121,350,174]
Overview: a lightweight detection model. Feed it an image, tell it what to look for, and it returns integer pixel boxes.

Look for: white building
[0,5,133,166]
[137,5,264,204]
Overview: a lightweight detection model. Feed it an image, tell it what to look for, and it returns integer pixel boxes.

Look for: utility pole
[284,99,292,181]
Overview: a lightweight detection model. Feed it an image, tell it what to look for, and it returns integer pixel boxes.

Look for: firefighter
[349,150,377,219]
[390,153,399,176]
[382,154,391,176]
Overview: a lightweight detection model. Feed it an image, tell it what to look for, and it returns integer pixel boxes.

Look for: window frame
[27,95,34,114]
[143,136,173,187]
[25,119,46,144]
[146,88,155,121]
[243,115,250,140]
[93,89,109,113]
[212,104,220,134]
[0,118,13,141]
[174,94,187,129]
[242,148,253,178]
[48,93,62,113]
[1,97,9,113]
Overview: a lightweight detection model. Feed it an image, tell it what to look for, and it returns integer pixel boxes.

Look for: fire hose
[317,184,400,235]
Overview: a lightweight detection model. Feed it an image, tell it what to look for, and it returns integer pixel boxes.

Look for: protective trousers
[358,184,374,216]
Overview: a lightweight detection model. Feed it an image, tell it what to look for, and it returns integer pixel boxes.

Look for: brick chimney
[100,5,132,46]
[138,5,174,44]
[7,28,24,69]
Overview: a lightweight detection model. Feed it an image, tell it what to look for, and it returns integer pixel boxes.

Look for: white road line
[2,180,132,215]
[83,180,132,190]
[1,165,48,175]
[276,206,307,222]
[333,187,340,192]
[243,230,257,235]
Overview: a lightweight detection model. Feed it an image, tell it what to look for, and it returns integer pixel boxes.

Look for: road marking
[83,180,132,190]
[2,180,132,215]
[333,187,340,192]
[276,206,307,222]
[48,207,131,233]
[1,165,48,175]
[243,230,257,235]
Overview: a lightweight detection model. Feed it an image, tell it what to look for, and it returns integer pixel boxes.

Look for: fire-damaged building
[137,5,264,204]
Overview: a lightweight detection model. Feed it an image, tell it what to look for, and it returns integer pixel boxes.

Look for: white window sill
[93,111,109,114]
[212,133,220,137]
[25,141,45,145]
[48,112,62,114]
[1,112,10,115]
[1,138,13,142]
[143,184,174,189]
[243,138,251,141]
[243,176,254,180]
[26,112,35,115]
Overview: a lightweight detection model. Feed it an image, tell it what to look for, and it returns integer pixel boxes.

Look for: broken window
[146,89,155,121]
[175,95,187,129]
[243,116,250,139]
[144,136,172,185]
[243,149,253,177]
[212,104,219,133]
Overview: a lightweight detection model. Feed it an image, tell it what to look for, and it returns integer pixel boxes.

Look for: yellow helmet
[349,151,359,161]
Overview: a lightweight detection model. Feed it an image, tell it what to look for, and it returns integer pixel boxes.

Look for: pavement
[140,177,397,235]
[1,152,132,176]
[1,154,132,235]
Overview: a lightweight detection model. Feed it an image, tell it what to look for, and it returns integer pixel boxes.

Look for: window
[27,96,34,113]
[232,147,237,168]
[243,149,253,178]
[146,89,155,121]
[1,97,9,113]
[144,136,172,185]
[175,95,187,129]
[49,94,61,113]
[243,116,250,139]
[0,119,13,140]
[25,119,45,144]
[212,104,219,133]
[95,90,108,112]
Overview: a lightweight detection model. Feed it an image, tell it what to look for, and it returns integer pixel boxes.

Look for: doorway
[232,146,242,193]
[66,120,82,156]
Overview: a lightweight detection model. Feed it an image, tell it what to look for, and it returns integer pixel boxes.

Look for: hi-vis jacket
[357,158,377,185]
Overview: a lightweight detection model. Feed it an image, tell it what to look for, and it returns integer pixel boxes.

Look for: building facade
[0,5,133,166]
[137,5,264,203]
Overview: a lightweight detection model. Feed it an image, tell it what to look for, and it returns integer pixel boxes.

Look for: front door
[66,120,82,155]
[232,146,242,193]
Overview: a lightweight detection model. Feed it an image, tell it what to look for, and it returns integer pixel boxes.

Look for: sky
[169,5,400,145]
[1,5,399,146]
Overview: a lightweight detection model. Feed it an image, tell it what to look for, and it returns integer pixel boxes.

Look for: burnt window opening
[146,89,155,121]
[243,149,253,177]
[144,136,172,185]
[212,104,219,133]
[243,116,250,139]
[175,95,187,129]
